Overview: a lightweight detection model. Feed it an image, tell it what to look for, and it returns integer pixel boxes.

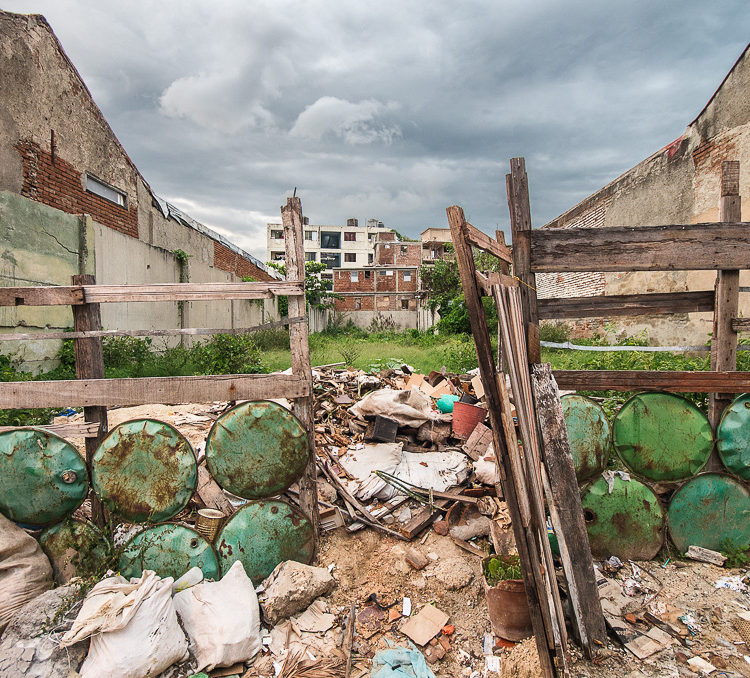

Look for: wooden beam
[537,291,714,319]
[0,373,309,408]
[282,196,319,553]
[732,318,750,332]
[0,286,83,307]
[508,158,540,363]
[529,221,750,273]
[465,222,512,263]
[552,370,750,392]
[709,161,742,426]
[475,271,518,296]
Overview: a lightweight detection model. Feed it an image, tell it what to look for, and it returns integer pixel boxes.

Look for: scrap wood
[344,602,356,678]
[451,536,486,558]
[398,499,451,540]
[196,463,234,515]
[685,545,727,566]
[278,648,345,678]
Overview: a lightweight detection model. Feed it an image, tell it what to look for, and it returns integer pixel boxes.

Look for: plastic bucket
[452,402,486,438]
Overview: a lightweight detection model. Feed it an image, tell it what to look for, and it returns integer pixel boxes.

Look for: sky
[3,1,748,260]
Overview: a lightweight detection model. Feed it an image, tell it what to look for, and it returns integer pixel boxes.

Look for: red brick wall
[394,243,421,266]
[398,270,417,291]
[16,140,138,237]
[214,241,274,281]
[333,269,375,292]
[335,295,375,311]
[375,242,395,264]
[376,270,397,291]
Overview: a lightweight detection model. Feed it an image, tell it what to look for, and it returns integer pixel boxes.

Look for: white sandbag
[473,453,500,486]
[0,512,52,632]
[349,388,439,427]
[62,570,188,678]
[173,560,261,671]
[339,443,470,501]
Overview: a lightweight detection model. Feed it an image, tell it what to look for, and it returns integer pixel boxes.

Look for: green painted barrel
[0,428,88,526]
[206,401,309,500]
[581,475,664,560]
[216,500,314,583]
[40,518,109,584]
[561,395,611,482]
[92,419,196,523]
[716,394,750,481]
[613,392,713,481]
[119,524,220,581]
[667,473,750,553]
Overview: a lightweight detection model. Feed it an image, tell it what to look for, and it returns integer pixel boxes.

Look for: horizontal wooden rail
[553,370,750,392]
[476,271,518,295]
[0,316,304,343]
[538,291,715,319]
[732,318,750,332]
[0,373,309,408]
[0,281,303,307]
[530,222,750,272]
[466,223,512,263]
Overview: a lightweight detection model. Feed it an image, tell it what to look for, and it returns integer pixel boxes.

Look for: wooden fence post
[281,197,319,553]
[709,161,741,428]
[508,158,541,364]
[71,273,107,527]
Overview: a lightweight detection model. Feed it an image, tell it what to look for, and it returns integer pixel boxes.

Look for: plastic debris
[371,643,437,678]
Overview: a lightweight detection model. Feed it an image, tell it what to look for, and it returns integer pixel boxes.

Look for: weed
[442,339,478,373]
[338,338,360,367]
[720,538,750,568]
[539,321,570,343]
[192,333,263,375]
[483,555,522,585]
[368,313,397,333]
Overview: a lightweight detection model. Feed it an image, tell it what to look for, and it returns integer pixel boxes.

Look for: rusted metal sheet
[206,401,309,499]
[216,500,314,583]
[560,394,611,482]
[612,392,712,481]
[667,473,750,553]
[91,419,197,523]
[716,393,750,480]
[580,475,664,560]
[119,524,220,580]
[0,428,88,526]
[39,518,109,584]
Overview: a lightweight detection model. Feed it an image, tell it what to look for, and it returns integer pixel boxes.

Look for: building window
[321,273,333,281]
[350,270,359,282]
[368,233,374,241]
[344,253,357,263]
[305,252,316,262]
[379,270,387,276]
[403,271,412,282]
[271,251,285,261]
[368,253,374,264]
[305,230,317,241]
[364,270,371,279]
[320,231,341,249]
[354,297,362,310]
[400,245,408,255]
[386,270,394,276]
[344,232,357,242]
[85,174,126,207]
[384,244,391,249]
[320,252,341,269]
[270,229,284,240]
[401,298,410,310]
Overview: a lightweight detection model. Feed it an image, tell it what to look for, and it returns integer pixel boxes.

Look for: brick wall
[536,271,607,299]
[334,293,417,312]
[214,240,274,281]
[16,140,138,237]
[334,269,375,292]
[376,270,397,291]
[375,242,395,264]
[394,243,422,266]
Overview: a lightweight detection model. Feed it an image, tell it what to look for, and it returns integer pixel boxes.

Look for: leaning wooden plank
[464,222,513,263]
[537,291,715,319]
[532,363,607,659]
[0,316,304,343]
[0,421,100,437]
[529,221,750,273]
[0,373,309,408]
[475,271,518,295]
[83,280,303,303]
[552,370,750,392]
[0,286,83,307]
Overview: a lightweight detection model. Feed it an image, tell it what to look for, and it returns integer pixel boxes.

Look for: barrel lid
[581,475,664,560]
[206,401,308,500]
[216,500,314,584]
[40,518,109,584]
[0,428,88,526]
[613,392,712,481]
[561,394,611,482]
[92,419,196,523]
[716,393,750,481]
[667,472,750,553]
[119,523,219,580]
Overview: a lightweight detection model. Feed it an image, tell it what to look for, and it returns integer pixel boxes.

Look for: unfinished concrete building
[539,42,750,345]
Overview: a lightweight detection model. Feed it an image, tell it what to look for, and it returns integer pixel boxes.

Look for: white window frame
[403,271,412,282]
[350,271,359,282]
[85,173,126,207]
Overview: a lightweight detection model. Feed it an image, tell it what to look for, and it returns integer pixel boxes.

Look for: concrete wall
[541,44,750,345]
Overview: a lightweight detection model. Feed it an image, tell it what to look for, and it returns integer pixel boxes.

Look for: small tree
[266,260,341,315]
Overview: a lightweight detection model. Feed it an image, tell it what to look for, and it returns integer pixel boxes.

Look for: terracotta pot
[482,557,533,641]
[452,402,486,438]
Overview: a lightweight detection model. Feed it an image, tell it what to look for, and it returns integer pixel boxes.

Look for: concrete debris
[261,561,336,625]
[433,557,474,591]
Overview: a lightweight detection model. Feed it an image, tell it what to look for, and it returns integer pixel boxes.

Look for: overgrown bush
[539,321,570,343]
[252,328,290,351]
[192,333,263,375]
[442,339,478,373]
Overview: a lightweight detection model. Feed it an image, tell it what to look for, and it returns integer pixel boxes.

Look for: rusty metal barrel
[40,518,109,584]
[667,472,750,553]
[0,428,89,526]
[580,475,665,560]
[91,419,197,523]
[612,392,713,482]
[205,401,309,500]
[561,394,611,482]
[716,393,750,481]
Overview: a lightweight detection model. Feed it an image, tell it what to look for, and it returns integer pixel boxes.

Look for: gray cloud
[3,0,748,258]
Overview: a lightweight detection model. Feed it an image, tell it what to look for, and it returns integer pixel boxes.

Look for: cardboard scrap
[624,635,663,659]
[687,656,717,674]
[400,604,449,646]
[471,375,484,399]
[295,599,335,633]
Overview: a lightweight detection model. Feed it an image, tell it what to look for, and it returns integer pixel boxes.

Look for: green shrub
[252,328,290,351]
[192,333,263,374]
[539,321,570,343]
[442,339,478,373]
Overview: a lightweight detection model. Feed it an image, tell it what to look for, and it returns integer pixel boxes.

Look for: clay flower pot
[482,556,533,641]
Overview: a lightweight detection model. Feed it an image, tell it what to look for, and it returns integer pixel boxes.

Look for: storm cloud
[3,0,748,257]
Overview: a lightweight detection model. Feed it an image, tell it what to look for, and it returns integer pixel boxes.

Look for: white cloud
[290,97,401,145]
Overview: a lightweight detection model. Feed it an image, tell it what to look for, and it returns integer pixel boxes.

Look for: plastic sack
[473,456,500,486]
[0,512,52,632]
[371,644,436,678]
[349,388,439,427]
[62,570,188,678]
[173,560,261,671]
